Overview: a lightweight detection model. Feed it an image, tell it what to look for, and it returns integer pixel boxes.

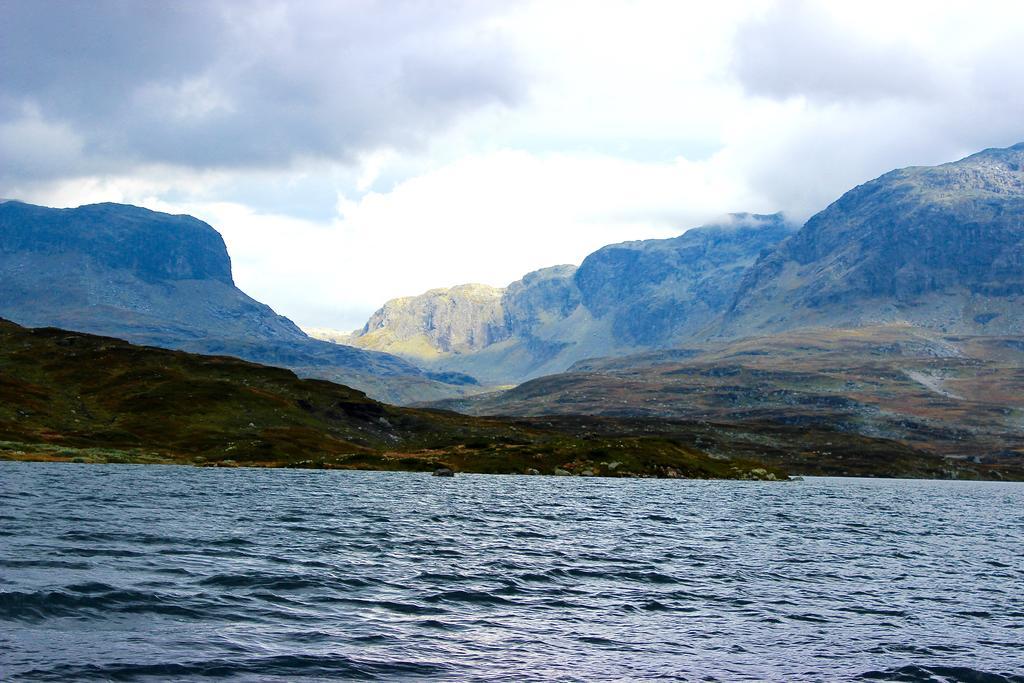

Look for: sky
[3,0,1024,330]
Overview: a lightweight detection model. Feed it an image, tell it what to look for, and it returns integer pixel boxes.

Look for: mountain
[574,213,795,345]
[0,201,302,341]
[323,214,797,384]
[0,201,473,404]
[422,144,1024,466]
[331,283,509,357]
[717,143,1024,337]
[332,143,1024,387]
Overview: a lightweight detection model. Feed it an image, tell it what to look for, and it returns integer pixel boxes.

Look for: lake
[1,462,1022,681]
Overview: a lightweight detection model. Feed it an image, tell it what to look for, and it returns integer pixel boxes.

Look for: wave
[0,587,205,622]
[859,664,1024,682]
[21,654,455,681]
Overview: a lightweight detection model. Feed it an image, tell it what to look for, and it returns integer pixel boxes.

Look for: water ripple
[1,463,1022,681]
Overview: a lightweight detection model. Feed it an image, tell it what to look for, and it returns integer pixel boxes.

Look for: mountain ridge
[418,143,1024,464]
[324,143,1024,387]
[716,143,1024,338]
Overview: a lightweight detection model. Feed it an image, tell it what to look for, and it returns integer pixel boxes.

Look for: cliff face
[0,201,235,284]
[355,284,510,356]
[0,201,472,404]
[330,144,1024,388]
[574,214,795,346]
[416,145,1024,468]
[503,265,581,336]
[330,215,797,384]
[719,143,1024,336]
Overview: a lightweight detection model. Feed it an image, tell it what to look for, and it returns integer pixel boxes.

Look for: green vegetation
[2,319,1012,480]
[0,319,786,478]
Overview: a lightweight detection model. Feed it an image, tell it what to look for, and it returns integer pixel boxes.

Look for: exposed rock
[421,144,1024,465]
[432,467,455,477]
[0,201,234,284]
[334,143,1024,392]
[720,143,1024,337]
[354,283,509,356]
[574,213,795,346]
[503,265,582,337]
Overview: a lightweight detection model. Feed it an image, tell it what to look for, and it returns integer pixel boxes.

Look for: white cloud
[114,149,766,330]
[732,1,943,103]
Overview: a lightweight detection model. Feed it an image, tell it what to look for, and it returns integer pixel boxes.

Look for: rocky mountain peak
[0,201,235,284]
[723,142,1024,336]
[0,200,475,404]
[357,283,509,355]
[337,215,796,383]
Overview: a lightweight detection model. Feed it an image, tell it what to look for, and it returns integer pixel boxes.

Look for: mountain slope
[0,201,471,404]
[718,143,1024,337]
[574,213,795,346]
[423,144,1024,468]
[327,214,796,384]
[427,325,1024,468]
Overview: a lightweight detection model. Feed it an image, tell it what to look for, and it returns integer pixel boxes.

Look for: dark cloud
[0,0,526,180]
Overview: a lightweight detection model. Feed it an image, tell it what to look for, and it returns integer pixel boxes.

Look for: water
[1,463,1022,682]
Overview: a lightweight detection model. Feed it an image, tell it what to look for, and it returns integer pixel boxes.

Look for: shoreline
[4,450,1021,482]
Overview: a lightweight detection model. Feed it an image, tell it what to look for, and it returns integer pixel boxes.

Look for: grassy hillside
[0,319,777,478]
[1,319,1015,480]
[429,326,1024,479]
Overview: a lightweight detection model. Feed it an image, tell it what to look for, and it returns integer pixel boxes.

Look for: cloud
[114,149,768,330]
[725,0,1024,217]
[0,0,526,180]
[0,103,84,180]
[732,1,941,103]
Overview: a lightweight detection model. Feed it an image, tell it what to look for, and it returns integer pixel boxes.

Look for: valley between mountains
[4,144,1024,477]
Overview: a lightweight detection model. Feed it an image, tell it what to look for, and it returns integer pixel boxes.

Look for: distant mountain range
[411,143,1024,460]
[316,214,797,384]
[319,143,1024,390]
[2,143,1023,471]
[0,201,475,404]
[4,141,1024,440]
